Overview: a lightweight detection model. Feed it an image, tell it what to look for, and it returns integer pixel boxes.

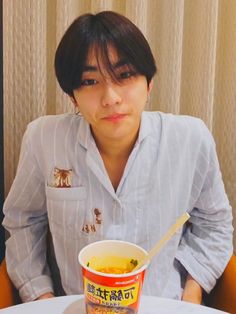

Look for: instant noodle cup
[78,240,149,314]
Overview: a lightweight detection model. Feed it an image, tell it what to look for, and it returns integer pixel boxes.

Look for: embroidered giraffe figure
[94,208,102,224]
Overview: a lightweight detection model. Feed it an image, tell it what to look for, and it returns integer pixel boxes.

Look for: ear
[70,96,78,107]
[148,79,154,95]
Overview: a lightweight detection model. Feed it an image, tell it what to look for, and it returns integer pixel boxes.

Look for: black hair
[55,11,157,96]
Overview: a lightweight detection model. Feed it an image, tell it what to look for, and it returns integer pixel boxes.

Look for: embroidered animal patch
[82,208,102,234]
[53,167,72,187]
[82,224,96,233]
[94,208,102,224]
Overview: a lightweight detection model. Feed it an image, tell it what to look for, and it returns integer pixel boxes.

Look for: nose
[101,82,122,107]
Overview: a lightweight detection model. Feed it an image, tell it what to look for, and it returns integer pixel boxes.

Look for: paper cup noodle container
[78,240,149,313]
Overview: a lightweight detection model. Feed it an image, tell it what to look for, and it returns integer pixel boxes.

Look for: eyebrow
[83,60,129,72]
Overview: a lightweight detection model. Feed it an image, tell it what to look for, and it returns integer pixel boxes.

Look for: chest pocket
[46,186,86,239]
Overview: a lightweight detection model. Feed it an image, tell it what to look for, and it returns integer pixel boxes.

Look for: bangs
[85,42,137,83]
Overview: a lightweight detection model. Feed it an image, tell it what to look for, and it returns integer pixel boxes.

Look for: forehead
[85,45,120,67]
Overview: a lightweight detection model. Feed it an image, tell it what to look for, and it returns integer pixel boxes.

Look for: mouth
[102,113,127,122]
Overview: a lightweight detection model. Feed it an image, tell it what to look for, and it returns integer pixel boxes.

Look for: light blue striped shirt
[3,111,233,302]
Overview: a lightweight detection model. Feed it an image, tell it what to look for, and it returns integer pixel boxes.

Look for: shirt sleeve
[175,123,234,293]
[2,121,54,302]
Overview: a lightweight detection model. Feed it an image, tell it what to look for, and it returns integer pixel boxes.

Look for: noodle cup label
[78,240,149,314]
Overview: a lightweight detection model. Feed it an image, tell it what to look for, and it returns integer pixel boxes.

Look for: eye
[118,71,136,80]
[81,79,98,86]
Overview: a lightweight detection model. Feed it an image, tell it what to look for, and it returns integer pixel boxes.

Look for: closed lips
[103,114,127,120]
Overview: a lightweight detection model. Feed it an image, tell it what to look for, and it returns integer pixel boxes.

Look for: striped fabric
[3,111,233,302]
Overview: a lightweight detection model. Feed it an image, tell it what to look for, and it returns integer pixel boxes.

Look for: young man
[3,11,233,304]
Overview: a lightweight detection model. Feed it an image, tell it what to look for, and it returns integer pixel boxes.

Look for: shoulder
[22,114,86,152]
[158,111,213,143]
[159,111,206,131]
[27,113,75,129]
[145,111,215,151]
[26,114,81,137]
[144,111,205,127]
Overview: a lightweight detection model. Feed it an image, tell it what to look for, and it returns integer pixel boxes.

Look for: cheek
[125,84,147,105]
[75,94,98,116]
[79,105,96,120]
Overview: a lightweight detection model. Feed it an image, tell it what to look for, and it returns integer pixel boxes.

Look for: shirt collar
[136,111,153,144]
[77,115,93,150]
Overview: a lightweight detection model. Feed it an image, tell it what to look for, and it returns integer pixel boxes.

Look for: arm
[36,292,55,300]
[182,274,202,304]
[3,121,54,302]
[176,124,233,298]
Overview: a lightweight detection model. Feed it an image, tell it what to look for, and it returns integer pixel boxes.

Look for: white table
[0,295,229,314]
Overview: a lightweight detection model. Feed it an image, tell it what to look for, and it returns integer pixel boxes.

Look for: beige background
[3,0,236,249]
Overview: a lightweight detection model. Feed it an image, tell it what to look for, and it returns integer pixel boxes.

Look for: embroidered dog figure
[53,167,72,187]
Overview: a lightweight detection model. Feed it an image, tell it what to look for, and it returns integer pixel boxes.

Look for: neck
[92,129,138,160]
[91,126,140,191]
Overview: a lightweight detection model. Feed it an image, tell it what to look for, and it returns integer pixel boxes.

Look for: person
[2,11,233,305]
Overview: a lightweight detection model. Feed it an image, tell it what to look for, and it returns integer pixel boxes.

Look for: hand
[35,292,55,300]
[182,274,202,304]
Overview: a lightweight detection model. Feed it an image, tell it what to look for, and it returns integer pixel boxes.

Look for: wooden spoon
[132,212,190,271]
